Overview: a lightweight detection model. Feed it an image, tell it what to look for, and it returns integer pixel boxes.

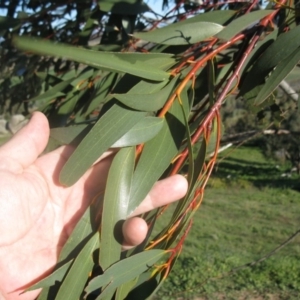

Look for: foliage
[0,0,300,299]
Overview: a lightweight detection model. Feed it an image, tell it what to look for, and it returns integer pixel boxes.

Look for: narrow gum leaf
[26,260,73,291]
[182,10,235,25]
[215,10,274,41]
[115,278,138,300]
[85,250,166,298]
[240,25,300,95]
[14,37,170,81]
[37,208,94,299]
[112,76,179,111]
[59,105,146,186]
[134,22,223,45]
[50,117,164,149]
[29,78,74,102]
[255,47,300,105]
[111,117,164,147]
[99,147,135,270]
[55,234,99,300]
[127,99,187,215]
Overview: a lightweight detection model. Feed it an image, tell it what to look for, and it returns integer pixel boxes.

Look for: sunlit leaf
[127,100,186,215]
[112,76,178,111]
[117,76,168,95]
[134,22,223,45]
[14,37,170,81]
[59,104,146,186]
[100,147,135,270]
[50,117,163,148]
[182,10,236,25]
[85,250,166,299]
[112,117,164,147]
[215,10,274,41]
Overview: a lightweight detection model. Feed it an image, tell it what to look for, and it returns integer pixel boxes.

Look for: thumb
[0,112,49,171]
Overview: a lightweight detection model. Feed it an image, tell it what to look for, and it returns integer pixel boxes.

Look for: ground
[155,146,300,300]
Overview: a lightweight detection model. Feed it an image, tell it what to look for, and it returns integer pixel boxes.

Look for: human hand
[0,112,187,300]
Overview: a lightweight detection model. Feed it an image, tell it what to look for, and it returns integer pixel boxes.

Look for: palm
[0,112,187,300]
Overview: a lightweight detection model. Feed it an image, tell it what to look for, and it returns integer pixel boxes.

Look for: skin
[0,112,188,300]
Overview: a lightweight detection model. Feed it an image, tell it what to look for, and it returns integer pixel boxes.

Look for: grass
[155,146,300,299]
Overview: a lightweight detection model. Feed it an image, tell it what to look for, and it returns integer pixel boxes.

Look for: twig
[231,228,300,271]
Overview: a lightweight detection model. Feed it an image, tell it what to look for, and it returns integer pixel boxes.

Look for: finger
[0,112,49,171]
[130,174,188,218]
[122,217,148,250]
[121,175,187,250]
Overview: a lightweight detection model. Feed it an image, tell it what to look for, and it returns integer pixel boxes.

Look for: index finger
[129,174,188,218]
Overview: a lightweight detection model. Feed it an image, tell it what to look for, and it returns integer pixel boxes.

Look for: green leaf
[59,208,96,263]
[99,0,149,15]
[27,260,73,291]
[29,78,74,102]
[85,250,166,299]
[239,28,278,77]
[207,117,220,153]
[125,271,160,299]
[168,139,206,232]
[37,208,94,300]
[178,86,193,184]
[134,22,223,45]
[193,139,207,187]
[127,99,186,215]
[50,116,163,149]
[59,105,146,186]
[240,25,300,95]
[80,72,117,117]
[100,147,135,270]
[182,10,236,25]
[115,278,138,300]
[112,76,178,111]
[0,16,21,30]
[255,47,300,104]
[55,234,99,300]
[14,37,170,81]
[116,76,167,95]
[57,91,81,116]
[112,117,164,147]
[50,124,91,146]
[215,10,274,41]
